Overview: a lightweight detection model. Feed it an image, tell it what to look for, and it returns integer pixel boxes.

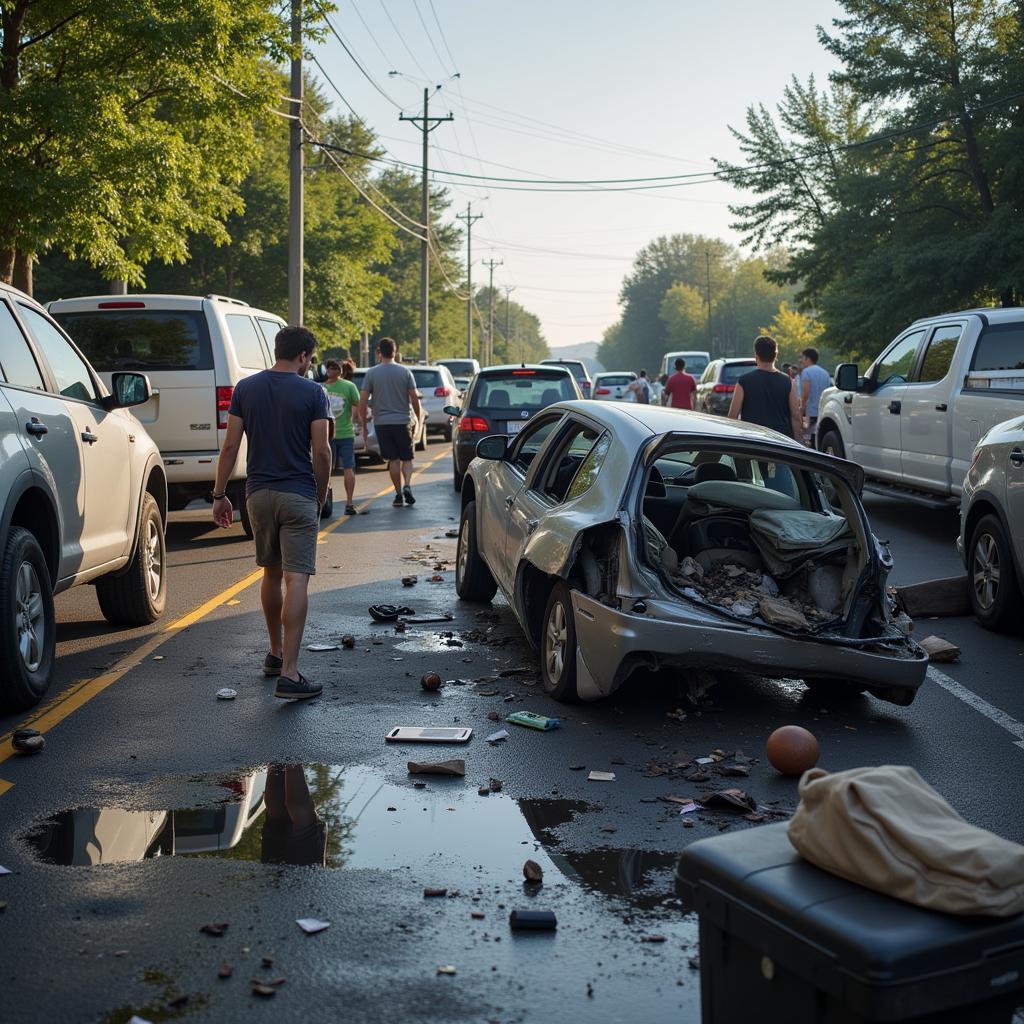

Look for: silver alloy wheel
[144,518,162,601]
[16,560,45,673]
[545,599,567,681]
[457,517,470,585]
[972,532,1000,611]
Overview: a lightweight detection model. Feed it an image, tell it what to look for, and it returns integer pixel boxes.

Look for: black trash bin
[677,822,1024,1024]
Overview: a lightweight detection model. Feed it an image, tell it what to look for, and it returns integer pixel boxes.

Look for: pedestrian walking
[663,357,697,410]
[211,326,331,700]
[798,347,831,448]
[728,335,801,439]
[323,358,361,515]
[626,369,651,405]
[359,337,422,507]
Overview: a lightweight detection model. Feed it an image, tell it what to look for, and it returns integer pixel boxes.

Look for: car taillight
[712,384,736,393]
[434,387,450,397]
[459,416,490,433]
[594,387,611,395]
[97,300,146,308]
[216,386,234,429]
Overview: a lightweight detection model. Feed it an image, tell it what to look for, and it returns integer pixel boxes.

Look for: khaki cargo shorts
[246,489,319,575]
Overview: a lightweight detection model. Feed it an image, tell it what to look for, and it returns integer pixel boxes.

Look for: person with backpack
[626,369,651,405]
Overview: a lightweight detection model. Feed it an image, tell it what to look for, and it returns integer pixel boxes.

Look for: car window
[565,433,612,501]
[256,318,283,363]
[874,330,924,387]
[225,314,268,369]
[699,363,716,384]
[969,323,1024,372]
[598,374,633,386]
[0,302,45,389]
[411,369,442,389]
[915,326,961,383]
[510,415,561,475]
[539,423,601,502]
[721,363,756,384]
[18,304,96,402]
[475,372,576,409]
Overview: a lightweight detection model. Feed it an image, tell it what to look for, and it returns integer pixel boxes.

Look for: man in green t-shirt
[323,359,362,516]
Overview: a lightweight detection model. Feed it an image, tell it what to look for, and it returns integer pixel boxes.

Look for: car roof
[46,293,283,319]
[912,307,1024,326]
[720,357,756,364]
[479,363,574,376]
[0,282,44,309]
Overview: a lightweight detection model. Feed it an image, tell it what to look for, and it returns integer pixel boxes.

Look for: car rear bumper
[570,592,928,702]
[162,452,244,485]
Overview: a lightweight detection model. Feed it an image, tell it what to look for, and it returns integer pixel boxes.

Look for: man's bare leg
[401,459,414,487]
[344,467,356,507]
[260,565,284,658]
[280,570,311,680]
[388,458,402,493]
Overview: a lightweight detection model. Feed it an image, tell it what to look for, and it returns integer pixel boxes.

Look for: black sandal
[368,604,416,623]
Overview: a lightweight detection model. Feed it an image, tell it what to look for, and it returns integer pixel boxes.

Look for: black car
[446,364,582,490]
[540,358,592,398]
[695,358,756,415]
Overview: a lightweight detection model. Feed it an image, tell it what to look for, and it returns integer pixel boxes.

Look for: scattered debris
[445,529,459,538]
[401,576,418,587]
[0,866,10,876]
[666,708,687,722]
[486,729,510,744]
[919,635,961,663]
[408,759,465,777]
[251,982,277,998]
[680,556,704,578]
[200,922,229,937]
[488,778,502,793]
[296,918,330,934]
[428,575,444,583]
[12,728,44,754]
[896,577,970,618]
[486,711,500,721]
[424,888,448,898]
[307,643,339,652]
[697,789,757,813]
[218,963,233,979]
[420,672,442,692]
[523,860,544,883]
[478,786,490,796]
[341,635,356,649]
[641,935,667,943]
[588,771,616,782]
[506,711,560,731]
[569,764,586,771]
[215,688,237,701]
[471,911,485,920]
[509,909,557,931]
[758,596,811,630]
[499,667,534,678]
[436,965,457,975]
[766,725,820,776]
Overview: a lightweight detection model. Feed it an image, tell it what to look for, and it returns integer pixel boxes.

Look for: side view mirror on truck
[835,363,861,391]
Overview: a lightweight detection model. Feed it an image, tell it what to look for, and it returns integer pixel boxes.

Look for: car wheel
[455,500,497,602]
[541,581,580,702]
[0,527,56,710]
[818,427,845,459]
[453,466,463,492]
[96,493,168,627]
[237,488,255,539]
[968,514,1022,631]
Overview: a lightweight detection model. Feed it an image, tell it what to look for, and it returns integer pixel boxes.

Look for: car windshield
[721,363,755,384]
[473,372,577,410]
[54,310,214,371]
[543,360,588,381]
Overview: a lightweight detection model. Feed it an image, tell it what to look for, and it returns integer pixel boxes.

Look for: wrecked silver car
[455,401,927,704]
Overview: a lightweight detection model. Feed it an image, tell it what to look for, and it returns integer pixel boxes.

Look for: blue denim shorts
[333,436,356,469]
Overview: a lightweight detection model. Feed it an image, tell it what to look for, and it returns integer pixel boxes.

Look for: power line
[315,3,404,109]
[412,0,451,76]
[347,0,394,68]
[427,0,458,70]
[377,0,430,79]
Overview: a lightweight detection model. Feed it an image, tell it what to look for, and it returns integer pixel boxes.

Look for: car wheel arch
[460,475,477,510]
[104,457,168,580]
[3,471,60,587]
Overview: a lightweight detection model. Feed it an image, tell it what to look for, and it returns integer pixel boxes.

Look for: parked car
[1,283,167,710]
[540,358,592,398]
[958,415,1024,631]
[817,308,1024,505]
[452,376,471,396]
[445,364,582,491]
[407,364,460,440]
[435,357,480,381]
[350,367,427,462]
[695,358,756,415]
[454,401,926,705]
[660,350,711,380]
[49,293,286,537]
[592,371,636,401]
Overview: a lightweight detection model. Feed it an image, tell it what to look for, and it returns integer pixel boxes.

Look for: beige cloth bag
[788,765,1024,917]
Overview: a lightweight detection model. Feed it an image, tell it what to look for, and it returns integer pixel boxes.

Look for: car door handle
[505,495,515,508]
[25,418,47,437]
[888,401,902,414]
[81,429,99,444]
[1011,448,1024,467]
[935,403,947,412]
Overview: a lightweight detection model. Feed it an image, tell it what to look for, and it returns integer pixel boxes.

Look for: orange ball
[766,725,820,777]
[420,672,442,692]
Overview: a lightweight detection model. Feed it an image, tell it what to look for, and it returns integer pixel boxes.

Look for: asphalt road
[0,439,1022,1024]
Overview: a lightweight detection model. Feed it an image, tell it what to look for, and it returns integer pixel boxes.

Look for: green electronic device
[506,711,561,731]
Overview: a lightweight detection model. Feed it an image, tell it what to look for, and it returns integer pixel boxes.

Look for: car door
[898,324,963,493]
[0,298,89,582]
[850,330,924,479]
[16,302,133,570]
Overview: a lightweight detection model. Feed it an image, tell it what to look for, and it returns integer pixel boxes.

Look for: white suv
[49,294,286,537]
[1,284,167,710]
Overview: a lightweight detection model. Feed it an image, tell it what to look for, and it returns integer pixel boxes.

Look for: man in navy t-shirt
[211,326,332,701]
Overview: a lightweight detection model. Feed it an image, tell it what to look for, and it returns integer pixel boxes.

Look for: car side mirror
[835,363,861,391]
[442,405,461,417]
[476,435,508,460]
[105,372,152,410]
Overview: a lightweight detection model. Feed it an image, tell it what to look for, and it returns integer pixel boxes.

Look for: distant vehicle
[959,415,1024,631]
[695,358,756,415]
[407,364,460,441]
[454,401,926,706]
[452,376,471,395]
[50,293,287,538]
[592,371,636,401]
[444,364,582,491]
[351,367,427,462]
[817,308,1024,505]
[436,357,480,380]
[660,350,711,380]
[1,283,167,710]
[540,358,592,398]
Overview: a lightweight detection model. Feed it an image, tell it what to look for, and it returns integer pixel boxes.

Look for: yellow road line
[0,448,450,785]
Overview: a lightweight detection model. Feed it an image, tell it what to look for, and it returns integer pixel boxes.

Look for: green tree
[659,282,705,351]
[763,301,822,365]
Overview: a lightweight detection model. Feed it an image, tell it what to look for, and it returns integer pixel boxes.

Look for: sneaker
[274,674,322,701]
[393,492,404,507]
[263,653,283,677]
[403,485,416,506]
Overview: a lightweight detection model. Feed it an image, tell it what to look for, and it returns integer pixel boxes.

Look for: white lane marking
[926,665,1024,752]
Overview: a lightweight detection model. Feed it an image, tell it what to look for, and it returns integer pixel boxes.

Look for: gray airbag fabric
[685,479,801,514]
[789,766,1024,917]
[749,508,852,576]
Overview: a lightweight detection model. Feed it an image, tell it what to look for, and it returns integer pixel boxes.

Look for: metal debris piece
[588,771,616,782]
[424,888,448,898]
[437,965,457,975]
[407,759,465,777]
[295,918,330,934]
[697,789,757,813]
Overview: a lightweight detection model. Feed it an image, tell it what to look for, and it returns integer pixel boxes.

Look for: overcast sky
[311,0,842,349]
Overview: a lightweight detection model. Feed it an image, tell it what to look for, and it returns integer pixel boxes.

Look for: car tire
[540,581,580,702]
[237,489,255,539]
[455,500,497,602]
[818,427,845,459]
[0,527,56,710]
[453,465,464,492]
[968,514,1022,631]
[96,493,168,627]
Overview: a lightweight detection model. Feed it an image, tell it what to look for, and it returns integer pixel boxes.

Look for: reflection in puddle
[24,765,683,910]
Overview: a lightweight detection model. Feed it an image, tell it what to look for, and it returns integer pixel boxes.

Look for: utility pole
[455,202,483,361]
[288,0,303,326]
[704,249,712,353]
[503,285,515,349]
[360,327,369,367]
[482,257,502,366]
[400,88,453,363]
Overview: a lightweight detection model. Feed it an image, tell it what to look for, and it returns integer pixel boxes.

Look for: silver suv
[0,284,167,710]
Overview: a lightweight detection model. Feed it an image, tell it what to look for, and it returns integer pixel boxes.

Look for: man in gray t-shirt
[798,346,832,447]
[359,337,423,506]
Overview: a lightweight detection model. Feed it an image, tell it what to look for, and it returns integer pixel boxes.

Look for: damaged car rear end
[457,402,927,706]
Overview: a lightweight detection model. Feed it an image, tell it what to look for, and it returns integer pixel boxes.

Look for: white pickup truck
[816,308,1024,506]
